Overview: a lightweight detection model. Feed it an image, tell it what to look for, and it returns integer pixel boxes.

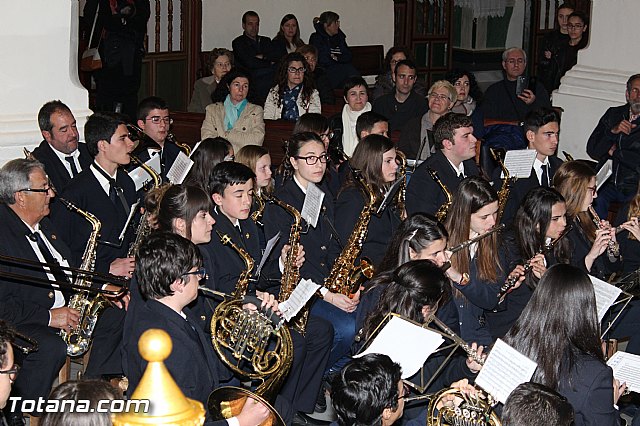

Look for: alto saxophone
[58,198,107,356]
[250,189,266,226]
[588,206,621,262]
[127,155,162,257]
[325,168,377,297]
[166,132,191,156]
[394,150,407,220]
[427,168,453,223]
[491,148,516,221]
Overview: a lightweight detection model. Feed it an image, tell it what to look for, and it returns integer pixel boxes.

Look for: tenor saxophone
[325,168,377,297]
[58,198,107,356]
[166,132,191,156]
[427,168,453,223]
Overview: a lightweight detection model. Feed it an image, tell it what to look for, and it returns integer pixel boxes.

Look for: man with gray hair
[0,158,71,423]
[587,73,640,218]
[480,47,551,123]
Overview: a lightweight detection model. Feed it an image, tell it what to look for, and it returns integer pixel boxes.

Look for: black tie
[65,156,79,177]
[541,164,550,187]
[28,232,70,285]
[108,181,119,206]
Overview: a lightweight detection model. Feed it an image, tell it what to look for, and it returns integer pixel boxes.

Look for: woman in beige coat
[201,68,265,152]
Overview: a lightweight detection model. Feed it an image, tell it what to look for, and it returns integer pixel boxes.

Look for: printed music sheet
[129,154,161,191]
[503,149,537,178]
[255,232,280,276]
[475,339,537,404]
[354,315,444,378]
[608,351,640,393]
[590,275,622,322]
[596,159,613,190]
[166,152,194,184]
[278,278,320,321]
[301,182,325,228]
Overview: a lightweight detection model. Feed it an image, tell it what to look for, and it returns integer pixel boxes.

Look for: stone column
[0,0,90,164]
[552,0,635,160]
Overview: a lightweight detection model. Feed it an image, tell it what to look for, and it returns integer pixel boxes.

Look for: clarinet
[588,206,621,262]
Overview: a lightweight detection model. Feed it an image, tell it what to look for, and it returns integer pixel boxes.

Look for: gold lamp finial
[112,329,206,426]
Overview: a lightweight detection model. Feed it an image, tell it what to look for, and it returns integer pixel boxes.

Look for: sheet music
[166,152,194,184]
[255,232,280,277]
[590,275,622,322]
[376,178,403,215]
[607,351,640,393]
[354,316,444,379]
[596,159,613,190]
[129,155,162,191]
[119,200,140,242]
[300,183,325,228]
[502,149,537,179]
[278,278,320,321]
[475,339,537,404]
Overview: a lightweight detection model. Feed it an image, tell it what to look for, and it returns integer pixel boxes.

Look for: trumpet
[497,224,572,302]
[441,224,506,271]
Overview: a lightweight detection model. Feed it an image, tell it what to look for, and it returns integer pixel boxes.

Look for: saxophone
[394,150,407,220]
[325,168,377,297]
[58,198,106,356]
[127,155,162,257]
[268,194,308,335]
[250,189,267,226]
[166,132,191,156]
[491,148,517,221]
[427,168,453,223]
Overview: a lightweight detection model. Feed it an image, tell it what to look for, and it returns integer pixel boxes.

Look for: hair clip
[406,229,418,242]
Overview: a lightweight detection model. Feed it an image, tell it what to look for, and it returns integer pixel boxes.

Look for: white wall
[201,0,394,53]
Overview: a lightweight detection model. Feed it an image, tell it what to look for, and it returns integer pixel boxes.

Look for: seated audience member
[493,107,563,225]
[126,232,270,426]
[373,59,428,132]
[309,11,359,90]
[537,2,575,93]
[134,96,182,181]
[504,264,625,426]
[201,68,265,153]
[272,14,305,60]
[372,47,427,102]
[188,48,233,114]
[183,137,234,195]
[406,113,480,217]
[587,73,640,218]
[502,382,575,426]
[480,47,551,123]
[0,320,15,410]
[398,80,457,161]
[445,69,482,116]
[231,11,278,103]
[296,44,335,104]
[32,100,91,193]
[329,76,372,157]
[39,380,121,426]
[263,52,320,121]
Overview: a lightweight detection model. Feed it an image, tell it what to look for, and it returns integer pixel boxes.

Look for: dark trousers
[84,305,126,377]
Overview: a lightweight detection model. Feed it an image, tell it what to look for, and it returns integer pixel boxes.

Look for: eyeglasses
[0,364,20,383]
[288,67,306,74]
[182,267,207,280]
[145,116,173,125]
[428,93,451,101]
[505,58,525,65]
[319,131,334,140]
[295,154,329,165]
[567,24,584,29]
[19,181,53,194]
[587,186,597,195]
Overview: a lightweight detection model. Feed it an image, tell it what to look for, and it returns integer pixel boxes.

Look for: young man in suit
[124,232,270,426]
[406,112,480,218]
[494,107,563,225]
[133,96,182,182]
[32,100,92,192]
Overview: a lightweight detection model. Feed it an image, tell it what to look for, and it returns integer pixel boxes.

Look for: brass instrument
[427,168,453,223]
[588,205,621,262]
[127,123,192,158]
[325,167,377,298]
[127,155,162,257]
[209,231,292,426]
[563,151,574,161]
[267,194,309,335]
[490,148,516,222]
[58,197,108,356]
[12,331,39,355]
[395,150,407,220]
[497,224,572,302]
[250,189,267,226]
[23,147,36,161]
[441,224,506,271]
[426,387,501,426]
[166,132,192,156]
